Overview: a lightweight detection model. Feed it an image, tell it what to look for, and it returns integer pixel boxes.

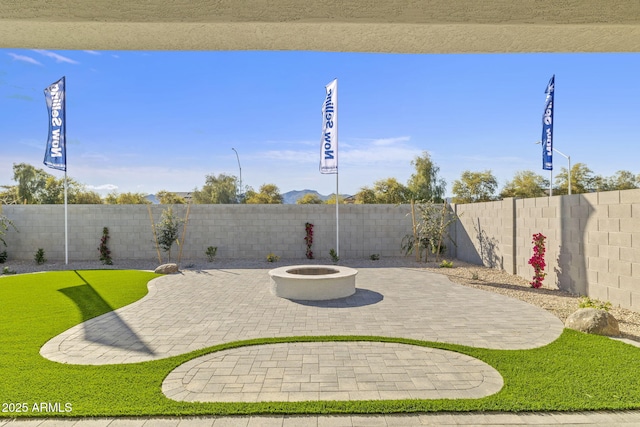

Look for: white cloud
[7,53,41,66]
[85,184,118,191]
[371,136,411,146]
[83,50,100,55]
[32,50,79,64]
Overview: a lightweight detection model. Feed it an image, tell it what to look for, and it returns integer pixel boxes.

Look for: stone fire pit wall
[269,265,358,300]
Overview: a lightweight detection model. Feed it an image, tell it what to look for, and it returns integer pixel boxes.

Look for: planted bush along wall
[1,204,416,262]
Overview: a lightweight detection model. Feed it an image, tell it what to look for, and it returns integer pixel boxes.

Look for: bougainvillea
[304,222,314,259]
[528,233,546,288]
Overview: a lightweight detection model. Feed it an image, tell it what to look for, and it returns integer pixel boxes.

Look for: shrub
[34,248,46,265]
[579,296,612,312]
[205,246,218,262]
[439,259,454,268]
[329,249,339,264]
[370,254,380,261]
[304,222,314,259]
[0,250,6,264]
[98,227,113,265]
[266,253,280,263]
[528,233,547,288]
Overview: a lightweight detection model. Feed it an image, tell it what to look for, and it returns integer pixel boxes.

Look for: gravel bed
[3,256,640,342]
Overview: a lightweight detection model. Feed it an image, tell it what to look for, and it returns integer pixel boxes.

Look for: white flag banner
[320,79,338,174]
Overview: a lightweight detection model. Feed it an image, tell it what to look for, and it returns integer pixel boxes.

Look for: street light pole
[536,142,571,196]
[231,148,242,199]
[553,148,571,195]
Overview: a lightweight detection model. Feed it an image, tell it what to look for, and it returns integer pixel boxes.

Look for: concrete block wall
[452,189,640,312]
[452,198,516,273]
[1,204,414,263]
[5,193,640,312]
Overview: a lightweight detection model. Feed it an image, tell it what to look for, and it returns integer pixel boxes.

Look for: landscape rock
[155,263,179,274]
[565,308,620,337]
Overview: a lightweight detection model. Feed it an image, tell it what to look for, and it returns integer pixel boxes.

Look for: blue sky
[2,49,639,198]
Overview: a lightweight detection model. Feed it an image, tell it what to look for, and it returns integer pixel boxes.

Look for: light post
[536,142,571,196]
[231,148,242,199]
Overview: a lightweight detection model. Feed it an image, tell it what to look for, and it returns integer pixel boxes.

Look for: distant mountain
[282,189,325,204]
[282,189,351,204]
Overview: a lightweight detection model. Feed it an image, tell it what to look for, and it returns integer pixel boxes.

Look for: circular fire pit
[269,265,358,300]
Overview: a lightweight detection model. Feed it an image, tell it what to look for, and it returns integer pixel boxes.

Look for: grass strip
[1,270,639,417]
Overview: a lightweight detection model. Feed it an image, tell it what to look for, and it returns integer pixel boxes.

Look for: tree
[192,173,238,204]
[105,191,151,204]
[154,207,184,262]
[500,170,549,199]
[354,187,377,204]
[73,190,103,204]
[10,163,102,204]
[353,179,411,204]
[244,184,283,204]
[0,185,20,205]
[554,163,596,195]
[296,193,324,204]
[325,194,347,204]
[593,170,638,192]
[451,170,498,204]
[407,151,446,202]
[372,178,411,204]
[156,190,186,204]
[12,163,49,204]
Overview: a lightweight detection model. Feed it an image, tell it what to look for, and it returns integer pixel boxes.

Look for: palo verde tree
[296,193,324,204]
[356,178,411,204]
[156,190,187,204]
[500,170,549,199]
[553,162,596,195]
[244,184,283,204]
[451,170,498,204]
[105,191,150,204]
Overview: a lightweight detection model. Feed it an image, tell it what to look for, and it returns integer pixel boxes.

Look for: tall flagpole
[335,80,339,257]
[336,158,339,257]
[64,169,68,264]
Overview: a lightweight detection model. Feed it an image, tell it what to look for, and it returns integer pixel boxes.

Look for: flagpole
[64,169,68,264]
[335,78,339,258]
[336,169,339,257]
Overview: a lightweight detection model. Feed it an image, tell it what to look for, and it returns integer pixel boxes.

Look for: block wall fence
[3,190,640,312]
[0,204,417,263]
[452,189,640,312]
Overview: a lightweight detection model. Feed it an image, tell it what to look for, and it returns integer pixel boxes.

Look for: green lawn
[1,269,640,418]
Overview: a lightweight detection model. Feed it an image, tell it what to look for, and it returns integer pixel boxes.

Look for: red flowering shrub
[304,222,314,259]
[528,233,546,288]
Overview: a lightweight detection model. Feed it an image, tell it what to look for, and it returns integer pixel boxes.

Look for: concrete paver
[41,267,564,365]
[163,342,503,402]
